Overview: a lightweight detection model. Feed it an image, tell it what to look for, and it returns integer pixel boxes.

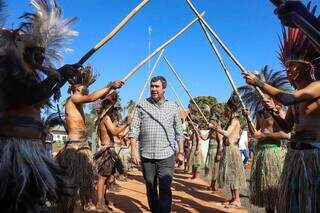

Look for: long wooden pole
[169,83,196,126]
[131,49,165,115]
[185,0,265,98]
[121,12,204,82]
[78,0,150,65]
[198,21,257,131]
[163,56,209,125]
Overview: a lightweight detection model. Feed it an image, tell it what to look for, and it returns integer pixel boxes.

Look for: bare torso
[209,130,218,141]
[225,118,241,146]
[0,105,42,139]
[98,115,114,147]
[257,115,278,134]
[257,114,281,143]
[291,98,320,140]
[65,97,87,141]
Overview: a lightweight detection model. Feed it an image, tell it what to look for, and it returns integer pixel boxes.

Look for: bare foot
[84,202,97,211]
[221,199,234,205]
[225,201,241,208]
[105,200,116,211]
[188,177,199,182]
[96,203,110,212]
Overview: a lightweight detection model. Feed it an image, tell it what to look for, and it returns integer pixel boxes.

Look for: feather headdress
[238,66,292,119]
[44,112,65,128]
[18,0,78,68]
[278,2,320,80]
[226,92,241,114]
[68,65,97,92]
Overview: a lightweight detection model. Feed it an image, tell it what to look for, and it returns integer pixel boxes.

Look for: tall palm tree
[126,99,136,114]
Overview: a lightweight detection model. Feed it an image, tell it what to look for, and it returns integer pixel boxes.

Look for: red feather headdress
[278,2,320,80]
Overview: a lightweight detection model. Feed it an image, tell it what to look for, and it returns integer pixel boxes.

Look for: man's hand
[126,115,133,125]
[253,131,265,140]
[111,80,124,89]
[208,122,217,130]
[242,71,265,88]
[242,108,249,117]
[214,154,221,162]
[58,63,81,79]
[176,152,184,164]
[131,148,141,165]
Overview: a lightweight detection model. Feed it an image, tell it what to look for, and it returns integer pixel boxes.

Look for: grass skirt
[205,144,219,181]
[94,146,124,177]
[0,137,74,212]
[55,141,96,211]
[192,149,204,168]
[277,148,320,213]
[218,145,246,190]
[250,144,283,209]
[187,146,196,172]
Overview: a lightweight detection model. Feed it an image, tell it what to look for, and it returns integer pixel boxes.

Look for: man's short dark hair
[150,76,167,88]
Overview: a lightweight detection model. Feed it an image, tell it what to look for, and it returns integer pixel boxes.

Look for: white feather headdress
[18,0,78,68]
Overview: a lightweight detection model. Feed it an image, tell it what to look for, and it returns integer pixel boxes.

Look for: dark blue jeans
[141,154,175,213]
[240,149,249,164]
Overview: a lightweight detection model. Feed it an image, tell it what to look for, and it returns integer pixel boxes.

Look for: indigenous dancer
[208,95,246,208]
[189,124,204,180]
[0,0,79,211]
[243,23,320,212]
[183,131,192,172]
[202,115,222,191]
[94,92,132,211]
[186,123,196,173]
[239,66,292,213]
[55,65,124,211]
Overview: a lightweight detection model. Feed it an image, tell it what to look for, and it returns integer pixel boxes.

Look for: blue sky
[5,0,311,109]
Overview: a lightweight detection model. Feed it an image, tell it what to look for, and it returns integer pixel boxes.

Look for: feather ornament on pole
[78,0,150,65]
[121,12,204,82]
[163,56,209,125]
[185,0,265,99]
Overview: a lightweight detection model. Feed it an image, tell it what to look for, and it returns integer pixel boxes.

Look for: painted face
[285,61,306,83]
[150,80,165,102]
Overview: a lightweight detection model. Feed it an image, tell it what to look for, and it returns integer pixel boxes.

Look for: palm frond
[238,66,293,119]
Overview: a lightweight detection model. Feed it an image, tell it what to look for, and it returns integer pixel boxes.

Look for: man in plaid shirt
[129,76,184,213]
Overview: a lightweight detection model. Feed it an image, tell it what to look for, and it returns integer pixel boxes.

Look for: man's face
[150,80,165,102]
[76,85,89,95]
[24,46,45,68]
[286,61,304,83]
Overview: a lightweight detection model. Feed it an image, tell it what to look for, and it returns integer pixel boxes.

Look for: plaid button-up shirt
[128,98,183,159]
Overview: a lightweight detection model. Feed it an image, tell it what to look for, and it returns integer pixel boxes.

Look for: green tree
[188,96,218,128]
[188,96,247,130]
[126,99,136,114]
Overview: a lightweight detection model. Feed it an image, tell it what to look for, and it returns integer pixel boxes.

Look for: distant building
[51,125,68,143]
